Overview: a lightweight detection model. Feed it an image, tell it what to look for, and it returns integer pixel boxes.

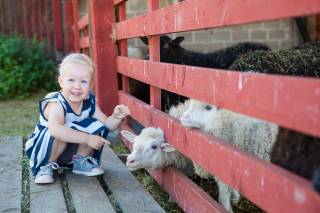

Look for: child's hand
[112,105,130,120]
[87,134,111,150]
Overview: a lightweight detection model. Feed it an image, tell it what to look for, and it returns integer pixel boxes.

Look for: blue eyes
[151,144,157,149]
[67,79,88,84]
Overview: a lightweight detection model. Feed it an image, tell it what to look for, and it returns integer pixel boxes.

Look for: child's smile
[58,63,93,107]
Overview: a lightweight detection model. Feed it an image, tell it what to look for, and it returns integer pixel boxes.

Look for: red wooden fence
[0,0,319,212]
[114,0,320,212]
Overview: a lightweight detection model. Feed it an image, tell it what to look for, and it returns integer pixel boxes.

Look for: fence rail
[0,0,319,212]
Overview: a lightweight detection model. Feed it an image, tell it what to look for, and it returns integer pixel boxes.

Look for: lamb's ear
[171,36,184,46]
[160,143,176,152]
[120,130,136,144]
[140,36,148,45]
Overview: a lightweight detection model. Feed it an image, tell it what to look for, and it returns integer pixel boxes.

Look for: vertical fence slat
[147,0,161,109]
[64,0,75,52]
[89,0,118,115]
[72,0,80,52]
[52,0,63,53]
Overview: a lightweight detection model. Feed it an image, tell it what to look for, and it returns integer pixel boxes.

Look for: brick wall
[76,0,303,54]
[125,0,302,53]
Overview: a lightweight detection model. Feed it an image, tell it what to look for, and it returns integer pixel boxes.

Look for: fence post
[147,0,161,109]
[64,0,75,53]
[72,0,80,52]
[89,0,118,115]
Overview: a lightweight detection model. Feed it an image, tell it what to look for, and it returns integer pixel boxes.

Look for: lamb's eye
[151,144,157,149]
[205,105,212,110]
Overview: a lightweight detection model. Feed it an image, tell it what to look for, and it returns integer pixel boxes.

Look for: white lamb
[120,127,194,177]
[169,99,279,212]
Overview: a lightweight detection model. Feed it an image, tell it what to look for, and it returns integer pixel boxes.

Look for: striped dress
[25,92,109,176]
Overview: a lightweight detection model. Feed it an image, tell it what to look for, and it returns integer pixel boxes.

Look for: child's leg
[48,139,68,162]
[76,144,93,156]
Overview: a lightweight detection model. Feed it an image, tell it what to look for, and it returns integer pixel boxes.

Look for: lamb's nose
[181,114,190,121]
[127,159,135,165]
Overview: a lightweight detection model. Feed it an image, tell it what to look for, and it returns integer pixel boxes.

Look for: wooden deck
[0,136,165,213]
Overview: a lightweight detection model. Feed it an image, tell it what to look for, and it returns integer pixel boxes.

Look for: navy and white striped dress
[25,92,109,176]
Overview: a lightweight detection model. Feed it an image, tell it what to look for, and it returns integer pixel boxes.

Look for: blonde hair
[59,53,95,77]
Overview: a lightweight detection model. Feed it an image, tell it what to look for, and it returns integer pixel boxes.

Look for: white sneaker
[35,162,59,184]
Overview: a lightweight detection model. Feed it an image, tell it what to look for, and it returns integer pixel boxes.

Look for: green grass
[0,90,47,137]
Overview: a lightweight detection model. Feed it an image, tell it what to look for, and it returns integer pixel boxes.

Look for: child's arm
[46,102,110,149]
[93,105,130,131]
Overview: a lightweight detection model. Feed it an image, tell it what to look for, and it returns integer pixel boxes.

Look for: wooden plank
[64,0,75,52]
[89,0,118,115]
[119,92,320,213]
[117,57,320,138]
[23,0,32,38]
[0,136,22,213]
[113,0,127,6]
[115,0,320,39]
[79,36,89,49]
[77,14,88,30]
[52,0,63,51]
[72,0,80,52]
[65,171,115,213]
[120,125,227,213]
[100,145,165,213]
[29,171,67,213]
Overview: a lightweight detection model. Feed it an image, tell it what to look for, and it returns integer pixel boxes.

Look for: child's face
[58,64,93,105]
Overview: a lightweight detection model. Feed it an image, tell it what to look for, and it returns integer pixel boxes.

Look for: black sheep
[141,35,271,69]
[132,36,270,111]
[313,167,320,193]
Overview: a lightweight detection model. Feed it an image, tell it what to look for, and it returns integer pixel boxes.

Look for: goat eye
[151,144,157,149]
[205,105,212,110]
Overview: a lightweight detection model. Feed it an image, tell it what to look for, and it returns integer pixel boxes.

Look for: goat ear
[120,130,136,144]
[171,36,184,46]
[161,143,176,152]
[140,36,148,45]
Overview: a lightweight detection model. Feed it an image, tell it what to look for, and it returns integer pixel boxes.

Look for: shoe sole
[35,179,54,184]
[72,170,104,176]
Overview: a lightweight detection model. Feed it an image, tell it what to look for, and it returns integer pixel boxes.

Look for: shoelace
[80,156,99,167]
[38,162,60,175]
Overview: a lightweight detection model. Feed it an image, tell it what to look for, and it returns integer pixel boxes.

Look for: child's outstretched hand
[112,105,130,120]
[87,134,111,150]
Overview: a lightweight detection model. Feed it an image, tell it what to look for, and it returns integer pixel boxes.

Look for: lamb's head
[120,127,176,171]
[180,99,219,130]
[140,35,185,63]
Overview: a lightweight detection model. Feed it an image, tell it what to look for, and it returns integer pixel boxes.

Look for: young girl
[25,53,130,184]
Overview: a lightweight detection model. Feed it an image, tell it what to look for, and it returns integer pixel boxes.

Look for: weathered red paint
[64,0,74,52]
[79,37,89,49]
[52,0,63,51]
[16,0,24,35]
[147,0,161,109]
[72,0,80,52]
[120,124,227,213]
[77,15,88,31]
[117,57,320,138]
[31,0,40,39]
[115,0,320,39]
[113,0,127,6]
[89,0,118,115]
[119,91,320,213]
